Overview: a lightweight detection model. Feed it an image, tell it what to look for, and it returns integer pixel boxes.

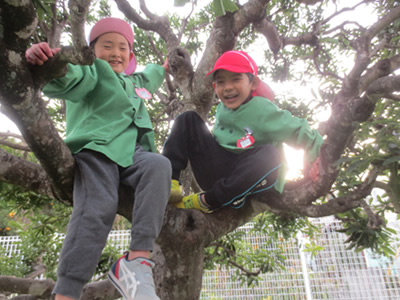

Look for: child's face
[213,70,258,110]
[94,32,133,73]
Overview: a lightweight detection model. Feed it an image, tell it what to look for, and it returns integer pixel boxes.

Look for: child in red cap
[26,17,169,300]
[163,50,322,213]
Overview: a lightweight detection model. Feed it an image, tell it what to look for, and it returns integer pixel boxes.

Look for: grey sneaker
[108,254,160,300]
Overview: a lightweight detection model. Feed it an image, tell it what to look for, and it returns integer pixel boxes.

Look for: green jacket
[43,59,165,167]
[212,96,323,192]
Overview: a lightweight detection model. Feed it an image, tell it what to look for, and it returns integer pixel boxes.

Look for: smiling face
[94,32,133,73]
[213,70,258,110]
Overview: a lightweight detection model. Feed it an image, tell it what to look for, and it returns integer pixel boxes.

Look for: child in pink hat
[163,50,322,213]
[26,17,169,300]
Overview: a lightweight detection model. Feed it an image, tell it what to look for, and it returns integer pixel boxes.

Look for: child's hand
[25,42,61,65]
[308,157,320,182]
[162,57,169,72]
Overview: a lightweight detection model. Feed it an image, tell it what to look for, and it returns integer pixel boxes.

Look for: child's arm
[25,42,60,65]
[134,64,166,93]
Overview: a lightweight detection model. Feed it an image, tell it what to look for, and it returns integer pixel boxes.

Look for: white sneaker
[108,254,160,300]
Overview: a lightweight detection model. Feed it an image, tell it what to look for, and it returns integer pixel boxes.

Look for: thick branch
[0,149,56,199]
[345,5,400,94]
[0,277,53,300]
[138,0,158,20]
[68,0,92,50]
[352,74,400,122]
[254,18,282,54]
[359,55,400,93]
[1,98,74,202]
[0,276,120,300]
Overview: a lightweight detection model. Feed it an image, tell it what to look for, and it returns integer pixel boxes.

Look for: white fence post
[297,232,313,300]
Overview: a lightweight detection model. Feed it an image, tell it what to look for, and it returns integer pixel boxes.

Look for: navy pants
[162,111,281,210]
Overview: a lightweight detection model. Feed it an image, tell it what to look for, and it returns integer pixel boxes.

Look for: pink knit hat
[89,17,134,48]
[89,17,137,74]
[207,50,275,101]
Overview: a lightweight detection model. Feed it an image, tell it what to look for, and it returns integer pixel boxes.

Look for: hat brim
[206,65,254,77]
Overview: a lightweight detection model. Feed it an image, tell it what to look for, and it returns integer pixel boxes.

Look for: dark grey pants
[53,146,171,299]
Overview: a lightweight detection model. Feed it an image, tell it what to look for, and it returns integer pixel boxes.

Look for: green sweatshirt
[43,58,165,167]
[212,96,323,192]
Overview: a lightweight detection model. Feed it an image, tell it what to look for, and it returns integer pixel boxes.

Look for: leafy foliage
[204,225,286,287]
[204,212,320,286]
[336,208,397,257]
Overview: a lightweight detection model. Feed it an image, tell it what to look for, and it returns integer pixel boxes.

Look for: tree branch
[138,0,158,20]
[254,18,283,54]
[345,5,400,94]
[0,140,30,152]
[374,181,400,214]
[68,0,91,50]
[360,200,385,229]
[114,0,179,51]
[0,149,57,199]
[359,55,400,94]
[177,1,196,43]
[0,132,30,152]
[0,276,120,300]
[0,277,54,300]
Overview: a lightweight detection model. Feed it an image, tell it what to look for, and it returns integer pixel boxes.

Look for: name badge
[135,87,152,99]
[237,134,255,148]
[236,126,255,149]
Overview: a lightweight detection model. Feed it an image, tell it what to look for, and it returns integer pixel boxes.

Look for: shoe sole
[108,271,134,300]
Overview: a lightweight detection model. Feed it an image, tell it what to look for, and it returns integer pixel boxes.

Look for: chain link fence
[1,218,400,299]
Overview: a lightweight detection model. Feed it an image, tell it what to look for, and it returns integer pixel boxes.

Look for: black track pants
[163,111,281,210]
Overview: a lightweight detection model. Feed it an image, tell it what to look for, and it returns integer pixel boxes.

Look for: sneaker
[108,254,160,300]
[169,179,183,204]
[175,193,213,213]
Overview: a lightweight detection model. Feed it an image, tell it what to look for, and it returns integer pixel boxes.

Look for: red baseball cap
[206,50,258,77]
[89,17,137,74]
[207,50,275,101]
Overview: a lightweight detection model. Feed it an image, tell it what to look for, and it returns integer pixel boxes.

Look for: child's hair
[88,17,137,74]
[207,50,275,101]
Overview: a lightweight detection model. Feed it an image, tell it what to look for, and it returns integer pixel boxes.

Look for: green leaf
[212,0,239,17]
[213,0,226,16]
[222,0,239,13]
[347,159,370,174]
[174,0,190,7]
[383,156,400,166]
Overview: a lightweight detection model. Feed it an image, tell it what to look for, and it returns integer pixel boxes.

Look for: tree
[1,0,400,299]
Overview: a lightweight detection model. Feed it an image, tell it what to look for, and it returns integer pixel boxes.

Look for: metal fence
[1,218,400,299]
